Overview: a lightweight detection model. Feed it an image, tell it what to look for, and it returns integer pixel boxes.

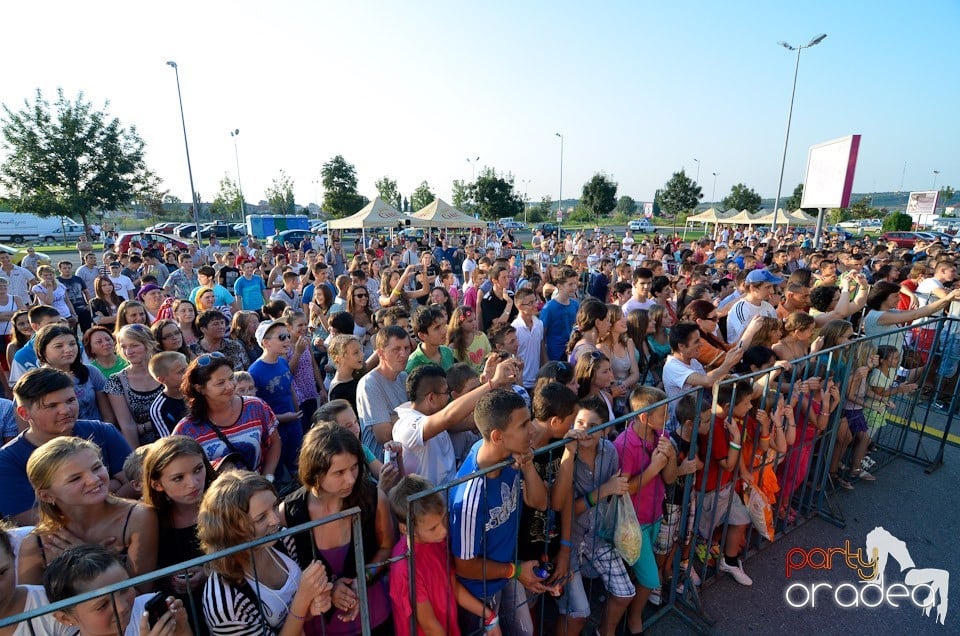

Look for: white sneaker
[718,558,753,586]
[648,587,662,604]
[680,561,702,586]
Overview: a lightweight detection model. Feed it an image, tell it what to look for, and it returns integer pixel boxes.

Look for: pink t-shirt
[613,425,665,525]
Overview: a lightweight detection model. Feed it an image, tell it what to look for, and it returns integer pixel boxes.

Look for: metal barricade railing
[394,315,957,635]
[0,507,369,636]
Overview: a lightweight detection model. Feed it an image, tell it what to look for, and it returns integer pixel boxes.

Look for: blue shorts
[630,519,662,590]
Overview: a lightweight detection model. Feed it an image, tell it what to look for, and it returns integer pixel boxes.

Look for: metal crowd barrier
[0,507,370,636]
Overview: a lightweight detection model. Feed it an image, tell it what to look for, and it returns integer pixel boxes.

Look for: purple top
[314,543,390,634]
[287,346,318,402]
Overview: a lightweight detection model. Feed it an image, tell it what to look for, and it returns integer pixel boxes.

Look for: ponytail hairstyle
[573,350,611,399]
[681,299,727,351]
[676,282,713,317]
[566,297,609,355]
[260,300,287,321]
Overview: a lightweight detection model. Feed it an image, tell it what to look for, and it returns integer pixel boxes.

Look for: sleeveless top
[0,294,16,336]
[39,502,136,566]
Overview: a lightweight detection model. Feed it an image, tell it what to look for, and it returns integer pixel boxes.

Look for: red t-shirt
[695,415,734,492]
[898,279,919,311]
[389,539,460,636]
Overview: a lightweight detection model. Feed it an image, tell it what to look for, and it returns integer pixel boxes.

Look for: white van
[0,212,86,244]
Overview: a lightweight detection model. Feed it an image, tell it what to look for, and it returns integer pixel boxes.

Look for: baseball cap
[254,321,274,348]
[745,269,784,285]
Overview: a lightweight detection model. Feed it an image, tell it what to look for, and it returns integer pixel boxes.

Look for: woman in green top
[83,326,128,379]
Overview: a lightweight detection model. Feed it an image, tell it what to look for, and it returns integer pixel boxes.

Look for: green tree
[655,170,702,217]
[785,183,804,211]
[410,181,434,211]
[827,207,850,225]
[722,183,762,212]
[615,195,638,216]
[569,204,593,223]
[848,196,873,219]
[375,176,399,205]
[265,170,296,215]
[580,173,618,220]
[938,186,955,210]
[527,196,552,223]
[882,211,912,231]
[0,88,155,231]
[451,179,474,214]
[468,168,523,221]
[321,155,365,218]
[211,174,243,220]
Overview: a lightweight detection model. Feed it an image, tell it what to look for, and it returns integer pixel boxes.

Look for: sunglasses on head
[196,351,226,366]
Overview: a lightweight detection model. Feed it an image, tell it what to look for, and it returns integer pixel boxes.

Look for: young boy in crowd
[270,270,303,310]
[388,475,502,636]
[446,363,481,465]
[450,389,549,635]
[540,265,580,361]
[148,352,188,438]
[250,321,302,478]
[232,371,257,397]
[487,323,531,407]
[614,386,678,635]
[695,380,754,586]
[515,381,580,634]
[554,395,631,636]
[406,306,456,372]
[234,259,269,311]
[657,393,707,594]
[121,444,152,499]
[512,287,546,390]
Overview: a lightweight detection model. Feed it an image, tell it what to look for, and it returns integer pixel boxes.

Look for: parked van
[0,212,86,244]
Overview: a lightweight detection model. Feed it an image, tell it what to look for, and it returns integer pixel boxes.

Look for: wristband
[586,491,596,507]
[759,434,770,441]
[559,539,573,548]
[484,614,500,630]
[729,442,742,451]
[507,562,516,580]
[513,561,522,580]
[289,610,306,621]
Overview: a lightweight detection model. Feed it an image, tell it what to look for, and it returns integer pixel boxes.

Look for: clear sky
[2,1,957,211]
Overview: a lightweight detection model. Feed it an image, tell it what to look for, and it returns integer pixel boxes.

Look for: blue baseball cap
[745,269,784,285]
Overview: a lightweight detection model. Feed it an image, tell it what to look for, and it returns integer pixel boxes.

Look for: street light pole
[521,179,531,226]
[693,158,700,186]
[230,129,245,223]
[556,133,564,224]
[466,156,479,181]
[770,34,827,236]
[712,172,719,207]
[165,61,203,247]
[932,170,940,190]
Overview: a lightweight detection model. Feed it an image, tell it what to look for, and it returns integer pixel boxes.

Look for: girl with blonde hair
[104,324,163,448]
[599,303,639,414]
[18,437,158,588]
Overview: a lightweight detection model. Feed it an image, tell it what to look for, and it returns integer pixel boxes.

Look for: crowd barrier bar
[0,506,369,636]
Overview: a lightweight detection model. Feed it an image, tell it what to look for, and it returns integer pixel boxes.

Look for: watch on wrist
[264,474,275,483]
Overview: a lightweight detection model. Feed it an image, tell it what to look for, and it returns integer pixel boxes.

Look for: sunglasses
[353,293,368,298]
[270,333,291,341]
[196,351,226,366]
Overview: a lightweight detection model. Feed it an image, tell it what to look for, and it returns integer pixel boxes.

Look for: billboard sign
[643,202,654,218]
[905,191,939,216]
[800,135,861,209]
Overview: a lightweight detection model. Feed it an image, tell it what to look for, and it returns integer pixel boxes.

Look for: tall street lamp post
[932,170,940,190]
[693,158,701,185]
[712,172,720,207]
[521,178,531,226]
[166,61,203,247]
[556,133,564,224]
[770,34,827,236]
[466,156,480,181]
[229,129,245,223]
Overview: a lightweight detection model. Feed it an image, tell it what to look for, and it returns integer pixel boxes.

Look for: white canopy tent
[750,208,795,227]
[721,209,764,225]
[327,197,430,230]
[411,198,485,228]
[788,208,818,225]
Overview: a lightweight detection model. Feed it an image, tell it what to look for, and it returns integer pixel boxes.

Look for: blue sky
[1,1,956,210]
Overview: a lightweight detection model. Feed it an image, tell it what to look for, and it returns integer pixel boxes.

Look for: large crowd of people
[0,223,956,636]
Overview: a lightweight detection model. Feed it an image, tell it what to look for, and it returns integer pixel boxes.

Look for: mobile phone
[144,593,168,629]
[384,449,395,464]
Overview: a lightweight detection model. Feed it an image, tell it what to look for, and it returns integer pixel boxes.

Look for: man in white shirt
[915,261,960,387]
[662,321,747,416]
[392,356,518,485]
[622,267,656,314]
[107,262,136,300]
[726,269,782,343]
[0,252,37,305]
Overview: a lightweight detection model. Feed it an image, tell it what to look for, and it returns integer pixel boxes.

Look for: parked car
[837,220,865,229]
[0,243,51,267]
[181,221,242,239]
[536,223,566,237]
[923,231,958,244]
[825,226,856,240]
[146,222,180,234]
[116,232,189,254]
[172,223,198,238]
[231,223,247,235]
[880,231,929,248]
[628,218,654,232]
[310,221,327,233]
[501,220,525,230]
[265,229,314,247]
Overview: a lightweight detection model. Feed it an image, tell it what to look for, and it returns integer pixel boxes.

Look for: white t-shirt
[662,355,705,415]
[915,278,946,325]
[393,403,456,486]
[622,297,655,314]
[14,585,71,636]
[512,315,544,388]
[726,299,777,343]
[109,274,136,300]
